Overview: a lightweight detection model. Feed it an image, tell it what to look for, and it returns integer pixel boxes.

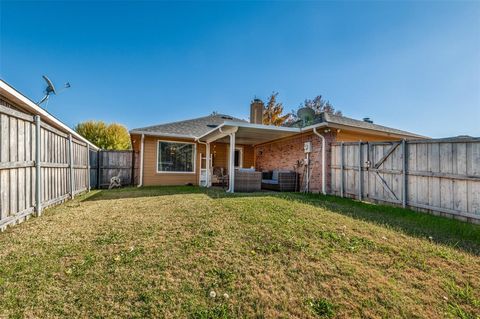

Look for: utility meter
[304,141,312,153]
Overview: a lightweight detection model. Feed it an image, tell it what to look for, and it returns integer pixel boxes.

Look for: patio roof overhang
[196,121,301,145]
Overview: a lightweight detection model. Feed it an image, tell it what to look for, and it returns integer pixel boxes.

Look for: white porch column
[228,132,236,193]
[206,142,211,187]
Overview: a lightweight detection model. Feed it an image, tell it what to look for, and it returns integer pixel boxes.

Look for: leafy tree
[75,120,131,150]
[262,92,291,126]
[301,95,342,116]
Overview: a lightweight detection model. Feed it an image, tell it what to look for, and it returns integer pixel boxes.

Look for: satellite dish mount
[37,75,70,106]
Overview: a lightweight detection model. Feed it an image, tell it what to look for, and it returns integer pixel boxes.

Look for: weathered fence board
[331,138,480,223]
[0,98,93,230]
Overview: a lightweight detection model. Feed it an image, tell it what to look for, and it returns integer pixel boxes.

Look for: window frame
[156,140,197,174]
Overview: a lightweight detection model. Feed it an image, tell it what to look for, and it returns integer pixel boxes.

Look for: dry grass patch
[0,186,479,318]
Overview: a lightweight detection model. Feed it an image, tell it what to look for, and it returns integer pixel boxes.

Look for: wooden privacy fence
[330,138,480,223]
[89,150,134,189]
[0,100,92,230]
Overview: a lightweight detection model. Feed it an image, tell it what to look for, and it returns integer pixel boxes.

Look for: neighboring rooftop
[130,113,247,137]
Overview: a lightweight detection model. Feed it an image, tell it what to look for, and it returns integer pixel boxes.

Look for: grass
[0,186,479,318]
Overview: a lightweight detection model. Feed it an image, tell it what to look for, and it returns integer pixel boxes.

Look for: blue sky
[1,1,479,137]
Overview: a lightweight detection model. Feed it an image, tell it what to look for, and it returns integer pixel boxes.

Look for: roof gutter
[130,130,196,139]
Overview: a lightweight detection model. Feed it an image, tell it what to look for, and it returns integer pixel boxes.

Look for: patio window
[157,141,195,173]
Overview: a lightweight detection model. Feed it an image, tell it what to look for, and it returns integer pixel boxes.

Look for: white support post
[206,142,211,187]
[34,115,42,216]
[228,132,235,193]
[138,134,145,187]
[69,134,74,199]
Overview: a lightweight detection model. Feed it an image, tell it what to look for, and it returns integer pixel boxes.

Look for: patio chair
[211,167,228,190]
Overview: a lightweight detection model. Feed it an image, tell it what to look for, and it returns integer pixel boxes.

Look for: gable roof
[130,113,247,138]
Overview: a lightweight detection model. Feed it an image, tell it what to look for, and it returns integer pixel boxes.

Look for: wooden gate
[330,138,480,223]
[366,141,405,205]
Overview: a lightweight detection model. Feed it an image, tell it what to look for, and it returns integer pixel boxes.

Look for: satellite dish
[37,75,70,106]
[297,107,315,126]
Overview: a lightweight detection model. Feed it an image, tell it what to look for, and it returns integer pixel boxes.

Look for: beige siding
[141,136,202,186]
[131,134,255,186]
[211,143,254,170]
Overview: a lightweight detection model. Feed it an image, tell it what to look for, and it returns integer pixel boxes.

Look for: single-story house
[130,100,424,193]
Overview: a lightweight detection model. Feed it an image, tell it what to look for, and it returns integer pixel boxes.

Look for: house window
[157,141,195,173]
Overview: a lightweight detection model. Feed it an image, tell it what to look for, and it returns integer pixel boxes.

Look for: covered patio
[196,121,301,193]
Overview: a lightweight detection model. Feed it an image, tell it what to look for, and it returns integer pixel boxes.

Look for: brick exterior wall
[254,131,336,193]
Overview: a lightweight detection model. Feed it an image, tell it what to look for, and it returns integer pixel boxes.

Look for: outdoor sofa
[261,170,298,192]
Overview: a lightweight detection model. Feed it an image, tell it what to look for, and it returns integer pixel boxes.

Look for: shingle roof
[130,113,247,137]
[290,112,424,138]
[323,112,424,137]
[131,111,424,139]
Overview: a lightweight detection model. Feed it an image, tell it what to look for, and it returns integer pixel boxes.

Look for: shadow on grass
[83,186,480,255]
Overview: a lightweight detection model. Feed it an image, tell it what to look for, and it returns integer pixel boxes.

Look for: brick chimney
[250,98,264,124]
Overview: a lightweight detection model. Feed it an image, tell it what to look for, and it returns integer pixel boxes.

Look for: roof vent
[221,115,233,120]
[363,117,373,123]
[207,124,218,128]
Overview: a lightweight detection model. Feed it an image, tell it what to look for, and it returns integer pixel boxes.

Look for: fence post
[402,139,407,208]
[358,141,362,200]
[68,134,74,199]
[131,150,135,186]
[34,115,42,216]
[97,150,101,189]
[366,142,370,199]
[87,144,90,192]
[340,142,344,198]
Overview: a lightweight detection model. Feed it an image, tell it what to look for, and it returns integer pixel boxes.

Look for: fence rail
[0,99,91,230]
[330,138,480,223]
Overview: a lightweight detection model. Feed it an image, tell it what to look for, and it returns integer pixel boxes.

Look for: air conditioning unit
[304,142,312,153]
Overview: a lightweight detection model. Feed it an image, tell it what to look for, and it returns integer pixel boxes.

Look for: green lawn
[0,186,479,318]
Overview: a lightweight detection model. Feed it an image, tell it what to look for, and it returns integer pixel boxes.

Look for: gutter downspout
[313,127,327,195]
[138,134,145,187]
